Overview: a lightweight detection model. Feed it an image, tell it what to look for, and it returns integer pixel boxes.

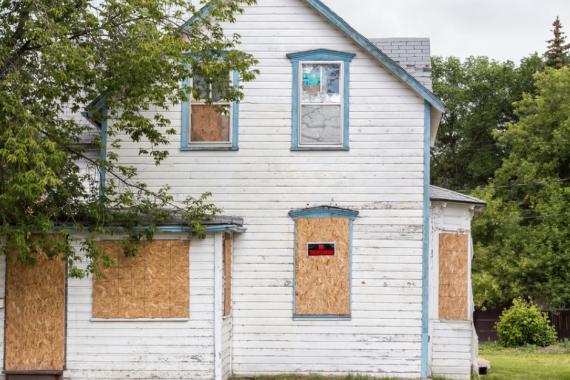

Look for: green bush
[496,298,557,347]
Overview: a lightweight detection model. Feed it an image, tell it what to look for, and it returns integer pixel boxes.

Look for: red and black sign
[308,243,335,256]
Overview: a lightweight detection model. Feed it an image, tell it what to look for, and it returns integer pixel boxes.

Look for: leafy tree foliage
[472,67,570,309]
[0,0,257,277]
[544,17,569,69]
[431,55,543,191]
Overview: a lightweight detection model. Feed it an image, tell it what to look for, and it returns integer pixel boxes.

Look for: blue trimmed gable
[188,0,445,113]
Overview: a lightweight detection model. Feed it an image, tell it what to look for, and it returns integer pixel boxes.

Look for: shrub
[496,298,557,347]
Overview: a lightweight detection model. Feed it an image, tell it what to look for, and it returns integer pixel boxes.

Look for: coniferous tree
[544,17,569,69]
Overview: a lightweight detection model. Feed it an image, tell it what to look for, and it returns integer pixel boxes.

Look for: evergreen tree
[544,17,569,69]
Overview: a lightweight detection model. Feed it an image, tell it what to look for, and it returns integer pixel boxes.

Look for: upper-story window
[287,49,355,151]
[181,69,239,151]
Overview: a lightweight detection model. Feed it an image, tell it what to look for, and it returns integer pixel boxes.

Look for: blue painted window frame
[288,206,358,320]
[287,49,355,151]
[180,71,240,151]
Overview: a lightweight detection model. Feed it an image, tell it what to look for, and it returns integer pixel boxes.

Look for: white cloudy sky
[320,0,570,62]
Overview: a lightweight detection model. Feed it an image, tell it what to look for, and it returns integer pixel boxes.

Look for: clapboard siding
[431,321,473,379]
[65,235,216,380]
[222,317,233,379]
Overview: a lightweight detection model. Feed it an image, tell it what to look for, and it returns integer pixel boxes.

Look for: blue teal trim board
[421,100,431,378]
[289,206,358,320]
[52,224,243,234]
[99,108,108,197]
[288,206,359,219]
[180,71,240,151]
[288,49,354,151]
[187,0,444,112]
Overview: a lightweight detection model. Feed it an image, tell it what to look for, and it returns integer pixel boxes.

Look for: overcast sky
[320,0,570,62]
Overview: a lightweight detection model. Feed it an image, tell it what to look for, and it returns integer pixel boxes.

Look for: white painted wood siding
[65,234,216,380]
[222,317,233,379]
[431,321,474,380]
[101,0,428,377]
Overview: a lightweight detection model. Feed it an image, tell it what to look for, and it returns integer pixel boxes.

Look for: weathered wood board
[5,245,66,371]
[223,233,233,317]
[93,240,190,319]
[295,218,350,316]
[190,105,230,142]
[439,233,469,320]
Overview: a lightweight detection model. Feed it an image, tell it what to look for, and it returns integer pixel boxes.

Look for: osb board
[439,233,469,321]
[5,246,66,371]
[223,233,232,317]
[191,104,230,142]
[93,240,190,319]
[295,218,350,315]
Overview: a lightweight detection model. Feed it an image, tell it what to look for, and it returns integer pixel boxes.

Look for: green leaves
[473,67,570,310]
[0,0,257,277]
[431,55,543,191]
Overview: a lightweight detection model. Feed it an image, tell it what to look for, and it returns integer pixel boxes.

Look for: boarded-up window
[223,233,232,317]
[190,70,231,144]
[93,240,190,319]
[294,217,350,317]
[5,246,66,371]
[439,233,469,321]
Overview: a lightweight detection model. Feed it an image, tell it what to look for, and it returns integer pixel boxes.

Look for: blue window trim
[287,49,355,151]
[81,95,108,197]
[288,206,358,320]
[180,71,240,151]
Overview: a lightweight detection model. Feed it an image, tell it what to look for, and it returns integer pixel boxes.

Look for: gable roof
[187,0,445,113]
[430,185,486,206]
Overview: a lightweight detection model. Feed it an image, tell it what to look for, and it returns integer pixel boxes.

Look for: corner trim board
[421,100,431,378]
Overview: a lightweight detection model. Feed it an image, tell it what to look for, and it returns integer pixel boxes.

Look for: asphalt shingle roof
[430,185,486,206]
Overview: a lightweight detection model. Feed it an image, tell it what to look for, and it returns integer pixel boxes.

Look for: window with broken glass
[299,62,343,147]
[190,70,232,146]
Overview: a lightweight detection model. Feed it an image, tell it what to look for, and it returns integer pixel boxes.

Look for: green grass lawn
[231,342,570,380]
[480,342,570,380]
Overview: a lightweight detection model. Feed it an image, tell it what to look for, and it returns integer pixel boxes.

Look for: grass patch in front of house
[231,375,412,380]
[479,341,570,380]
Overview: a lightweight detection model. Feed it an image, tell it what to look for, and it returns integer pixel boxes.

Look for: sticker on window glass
[308,242,335,256]
[302,64,341,103]
[303,65,321,94]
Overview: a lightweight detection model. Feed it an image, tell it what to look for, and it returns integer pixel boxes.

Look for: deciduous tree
[0,0,257,276]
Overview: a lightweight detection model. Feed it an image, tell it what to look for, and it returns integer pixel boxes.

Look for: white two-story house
[0,1,485,379]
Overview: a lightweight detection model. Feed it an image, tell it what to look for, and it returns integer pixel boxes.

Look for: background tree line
[431,17,570,310]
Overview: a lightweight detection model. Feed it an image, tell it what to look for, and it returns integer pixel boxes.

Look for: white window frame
[189,73,233,147]
[298,60,345,148]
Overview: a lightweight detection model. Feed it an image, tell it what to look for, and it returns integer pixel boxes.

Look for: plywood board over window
[223,233,232,317]
[439,233,469,321]
[5,242,66,371]
[294,217,350,317]
[93,240,190,319]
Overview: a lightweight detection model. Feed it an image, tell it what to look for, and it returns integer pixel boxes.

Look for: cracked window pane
[300,105,341,145]
[302,64,341,103]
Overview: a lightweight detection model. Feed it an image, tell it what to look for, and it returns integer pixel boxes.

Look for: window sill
[181,146,238,152]
[293,314,351,321]
[90,318,190,322]
[291,146,349,152]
